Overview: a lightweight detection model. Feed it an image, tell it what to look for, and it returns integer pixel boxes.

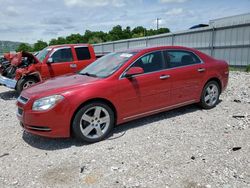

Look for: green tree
[49,38,58,45]
[123,26,132,39]
[43,25,171,47]
[156,28,170,34]
[107,25,124,41]
[16,43,32,52]
[66,34,85,44]
[132,26,147,38]
[49,37,67,45]
[33,40,48,51]
[88,37,103,44]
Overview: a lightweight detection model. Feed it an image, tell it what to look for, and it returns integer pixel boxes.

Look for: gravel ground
[0,71,249,188]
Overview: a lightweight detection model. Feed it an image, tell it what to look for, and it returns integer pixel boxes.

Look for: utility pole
[156,18,161,30]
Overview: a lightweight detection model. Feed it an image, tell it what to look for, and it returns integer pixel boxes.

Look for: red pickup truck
[0,44,97,93]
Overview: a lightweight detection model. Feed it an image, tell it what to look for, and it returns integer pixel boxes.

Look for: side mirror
[47,57,54,64]
[125,67,144,78]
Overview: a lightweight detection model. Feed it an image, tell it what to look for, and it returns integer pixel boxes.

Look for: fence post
[210,27,215,56]
[127,40,129,49]
[112,42,115,52]
[172,34,175,46]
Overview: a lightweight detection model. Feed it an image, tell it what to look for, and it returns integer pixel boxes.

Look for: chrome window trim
[74,46,88,49]
[119,49,204,80]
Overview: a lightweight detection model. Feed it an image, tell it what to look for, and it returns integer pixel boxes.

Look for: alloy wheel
[80,106,111,139]
[204,83,219,107]
[23,80,36,89]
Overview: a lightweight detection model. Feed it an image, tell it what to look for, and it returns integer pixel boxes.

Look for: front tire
[16,77,38,94]
[200,81,220,109]
[72,102,115,143]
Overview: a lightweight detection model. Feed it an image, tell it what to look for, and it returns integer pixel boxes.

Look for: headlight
[32,95,64,111]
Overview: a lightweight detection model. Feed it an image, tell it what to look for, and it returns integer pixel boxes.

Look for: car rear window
[75,47,91,60]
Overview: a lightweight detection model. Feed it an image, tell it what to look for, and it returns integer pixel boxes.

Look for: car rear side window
[51,48,73,63]
[131,51,164,73]
[75,47,91,60]
[164,50,201,68]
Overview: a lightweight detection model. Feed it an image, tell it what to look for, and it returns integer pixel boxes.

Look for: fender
[15,64,41,81]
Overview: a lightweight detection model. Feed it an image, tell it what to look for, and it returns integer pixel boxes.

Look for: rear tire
[16,77,38,94]
[200,81,220,109]
[72,102,115,143]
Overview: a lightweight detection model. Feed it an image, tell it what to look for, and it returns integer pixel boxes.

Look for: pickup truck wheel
[16,77,37,94]
[200,81,220,109]
[72,102,115,143]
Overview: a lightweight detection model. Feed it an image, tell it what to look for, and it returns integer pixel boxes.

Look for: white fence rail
[93,22,250,66]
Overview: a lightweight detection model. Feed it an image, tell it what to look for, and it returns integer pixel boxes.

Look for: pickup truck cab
[0,44,96,93]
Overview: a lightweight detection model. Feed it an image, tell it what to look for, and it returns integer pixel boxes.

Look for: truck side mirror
[47,57,54,64]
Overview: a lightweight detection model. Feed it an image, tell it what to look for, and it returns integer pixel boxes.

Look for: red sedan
[16,46,229,143]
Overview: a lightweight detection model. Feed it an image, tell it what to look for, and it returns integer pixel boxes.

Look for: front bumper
[0,75,17,89]
[16,96,72,138]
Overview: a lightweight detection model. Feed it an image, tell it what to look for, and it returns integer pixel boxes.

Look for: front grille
[17,96,29,104]
[26,125,51,132]
[17,108,23,116]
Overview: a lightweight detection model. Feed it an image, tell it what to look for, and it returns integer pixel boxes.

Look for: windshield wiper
[79,72,97,77]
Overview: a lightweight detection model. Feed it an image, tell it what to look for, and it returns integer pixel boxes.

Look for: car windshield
[79,52,137,78]
[36,47,51,62]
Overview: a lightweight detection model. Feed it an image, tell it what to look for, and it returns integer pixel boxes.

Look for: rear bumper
[221,71,229,92]
[0,75,17,89]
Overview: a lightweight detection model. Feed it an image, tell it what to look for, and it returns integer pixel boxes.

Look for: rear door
[74,46,94,71]
[40,47,75,79]
[163,50,206,104]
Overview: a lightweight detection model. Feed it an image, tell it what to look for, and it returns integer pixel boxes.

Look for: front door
[118,51,172,120]
[40,47,75,79]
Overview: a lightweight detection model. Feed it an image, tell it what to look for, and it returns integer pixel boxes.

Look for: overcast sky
[0,0,249,43]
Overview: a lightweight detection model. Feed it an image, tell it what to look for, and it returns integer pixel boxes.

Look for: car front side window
[131,51,165,74]
[51,48,73,63]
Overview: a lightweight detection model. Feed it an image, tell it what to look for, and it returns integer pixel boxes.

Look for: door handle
[160,75,170,80]
[70,64,77,68]
[197,68,206,72]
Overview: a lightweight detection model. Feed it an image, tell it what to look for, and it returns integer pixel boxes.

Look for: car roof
[48,44,89,49]
[120,46,198,53]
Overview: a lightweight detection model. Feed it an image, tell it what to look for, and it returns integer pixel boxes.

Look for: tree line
[16,25,170,52]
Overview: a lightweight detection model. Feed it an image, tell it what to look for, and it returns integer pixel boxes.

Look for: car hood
[11,52,40,66]
[23,74,101,97]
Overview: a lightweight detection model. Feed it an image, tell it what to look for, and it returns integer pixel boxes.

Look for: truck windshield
[79,52,137,78]
[36,47,51,62]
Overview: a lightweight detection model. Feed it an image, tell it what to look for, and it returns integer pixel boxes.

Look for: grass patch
[246,65,250,72]
[229,66,249,72]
